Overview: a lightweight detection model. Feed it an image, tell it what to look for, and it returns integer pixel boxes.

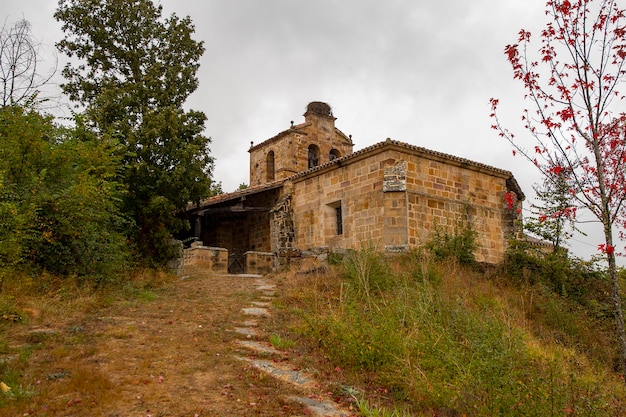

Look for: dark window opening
[335,205,343,235]
[308,144,320,168]
[266,150,275,181]
[330,149,341,161]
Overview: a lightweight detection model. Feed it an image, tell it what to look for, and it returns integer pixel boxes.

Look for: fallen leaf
[66,398,81,407]
[0,382,10,393]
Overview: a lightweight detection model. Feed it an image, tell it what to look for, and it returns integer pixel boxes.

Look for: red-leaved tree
[490,0,626,379]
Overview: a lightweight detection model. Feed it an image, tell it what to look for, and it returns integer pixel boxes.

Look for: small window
[308,144,320,168]
[330,149,341,161]
[266,150,275,181]
[327,201,343,236]
[335,205,343,235]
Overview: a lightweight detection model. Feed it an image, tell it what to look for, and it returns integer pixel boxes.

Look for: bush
[426,222,477,265]
[0,106,131,282]
[501,240,611,311]
[343,243,395,298]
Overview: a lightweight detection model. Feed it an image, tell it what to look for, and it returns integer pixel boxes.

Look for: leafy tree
[54,0,214,264]
[490,0,626,379]
[0,18,56,107]
[524,167,582,252]
[0,105,130,280]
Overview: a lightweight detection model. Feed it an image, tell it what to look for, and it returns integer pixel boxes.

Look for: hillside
[0,250,625,416]
[271,249,626,416]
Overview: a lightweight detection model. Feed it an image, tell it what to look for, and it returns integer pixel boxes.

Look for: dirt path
[4,268,352,417]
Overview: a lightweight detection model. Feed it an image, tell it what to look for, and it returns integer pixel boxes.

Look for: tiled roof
[186,180,283,211]
[523,234,554,248]
[190,138,525,211]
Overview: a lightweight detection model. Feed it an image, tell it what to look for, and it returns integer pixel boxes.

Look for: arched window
[308,144,320,168]
[266,150,275,181]
[329,149,341,161]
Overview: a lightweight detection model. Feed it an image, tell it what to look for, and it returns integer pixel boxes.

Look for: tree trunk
[606,235,626,382]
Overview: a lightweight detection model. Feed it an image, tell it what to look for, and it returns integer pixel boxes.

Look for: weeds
[283,246,626,416]
[426,220,477,265]
[269,334,296,350]
[354,396,408,417]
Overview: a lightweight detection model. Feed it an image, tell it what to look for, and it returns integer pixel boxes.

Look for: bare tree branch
[0,17,57,108]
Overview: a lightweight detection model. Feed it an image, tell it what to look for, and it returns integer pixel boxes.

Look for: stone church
[184,102,524,273]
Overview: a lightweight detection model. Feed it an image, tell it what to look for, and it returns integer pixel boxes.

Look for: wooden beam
[197,206,271,215]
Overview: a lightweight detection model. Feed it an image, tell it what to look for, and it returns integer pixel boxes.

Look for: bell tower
[248,102,354,186]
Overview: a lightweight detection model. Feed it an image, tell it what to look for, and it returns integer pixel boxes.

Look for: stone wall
[167,239,184,276]
[270,194,296,252]
[244,251,275,274]
[184,244,228,273]
[290,145,517,263]
[291,151,389,251]
[247,211,272,252]
[403,155,511,264]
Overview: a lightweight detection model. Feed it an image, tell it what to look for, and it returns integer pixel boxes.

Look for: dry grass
[0,267,306,416]
[2,254,625,416]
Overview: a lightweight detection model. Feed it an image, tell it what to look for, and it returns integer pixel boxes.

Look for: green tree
[524,168,581,252]
[0,106,47,269]
[54,0,214,264]
[0,105,130,280]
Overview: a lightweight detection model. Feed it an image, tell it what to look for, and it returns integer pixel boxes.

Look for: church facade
[184,102,523,272]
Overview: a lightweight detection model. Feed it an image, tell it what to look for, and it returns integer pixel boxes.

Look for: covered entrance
[183,184,282,274]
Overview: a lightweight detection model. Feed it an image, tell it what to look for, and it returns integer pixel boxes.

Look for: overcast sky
[3,0,610,261]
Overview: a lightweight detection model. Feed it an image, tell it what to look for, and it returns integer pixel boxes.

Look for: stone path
[233,277,353,417]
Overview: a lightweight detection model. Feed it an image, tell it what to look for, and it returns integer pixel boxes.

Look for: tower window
[266,150,275,181]
[308,144,320,168]
[330,149,341,161]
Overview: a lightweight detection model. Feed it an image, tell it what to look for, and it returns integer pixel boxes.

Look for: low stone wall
[244,251,275,275]
[184,244,228,273]
[167,239,184,276]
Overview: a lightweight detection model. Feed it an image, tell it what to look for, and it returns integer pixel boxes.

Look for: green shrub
[0,106,132,282]
[426,222,477,265]
[269,334,296,350]
[501,240,611,312]
[312,306,404,371]
[354,396,408,417]
[343,243,395,298]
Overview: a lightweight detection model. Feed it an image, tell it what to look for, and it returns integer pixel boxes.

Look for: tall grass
[286,247,626,416]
